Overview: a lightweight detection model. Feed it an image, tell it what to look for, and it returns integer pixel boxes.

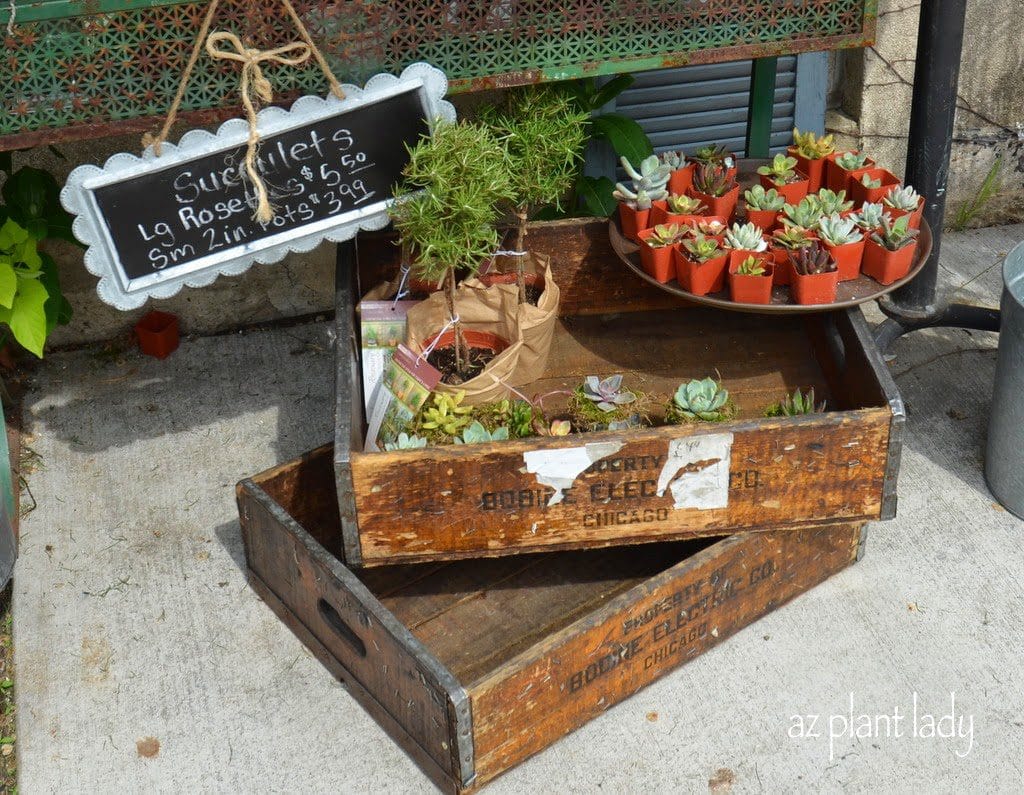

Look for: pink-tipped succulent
[582,374,637,413]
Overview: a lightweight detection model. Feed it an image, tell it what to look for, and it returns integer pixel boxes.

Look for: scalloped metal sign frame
[61,62,454,310]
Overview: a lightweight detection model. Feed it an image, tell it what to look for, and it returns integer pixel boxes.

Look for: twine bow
[205,32,312,223]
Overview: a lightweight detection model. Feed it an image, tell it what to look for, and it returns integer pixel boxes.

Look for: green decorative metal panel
[0,0,876,150]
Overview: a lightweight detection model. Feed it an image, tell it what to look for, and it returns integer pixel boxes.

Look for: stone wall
[829,0,1023,228]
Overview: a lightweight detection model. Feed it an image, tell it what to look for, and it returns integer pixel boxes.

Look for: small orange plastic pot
[822,239,866,282]
[886,196,925,230]
[689,185,739,221]
[637,228,678,284]
[668,164,695,196]
[759,172,810,205]
[673,249,728,296]
[789,260,840,305]
[135,311,180,359]
[788,147,829,193]
[728,256,774,304]
[850,168,901,206]
[745,207,781,233]
[862,238,917,285]
[826,153,875,194]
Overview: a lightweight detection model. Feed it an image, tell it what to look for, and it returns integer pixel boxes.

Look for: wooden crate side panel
[468,524,862,785]
[349,410,891,564]
[237,482,472,783]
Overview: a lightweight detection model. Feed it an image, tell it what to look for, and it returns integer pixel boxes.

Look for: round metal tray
[608,167,933,315]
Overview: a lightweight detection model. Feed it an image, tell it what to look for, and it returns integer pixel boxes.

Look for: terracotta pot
[673,249,728,296]
[423,328,510,356]
[728,257,774,304]
[689,184,739,221]
[862,238,917,285]
[789,265,840,305]
[787,147,828,193]
[849,168,901,206]
[886,196,925,229]
[668,163,695,196]
[135,310,180,359]
[770,246,793,286]
[636,228,678,284]
[408,276,444,294]
[478,271,545,292]
[822,239,866,282]
[745,207,781,233]
[826,153,875,194]
[617,202,649,242]
[758,172,810,205]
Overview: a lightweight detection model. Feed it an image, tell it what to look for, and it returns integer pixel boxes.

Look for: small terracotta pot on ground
[728,256,774,304]
[788,148,829,193]
[636,228,678,284]
[745,207,781,232]
[673,249,729,296]
[826,154,875,194]
[849,168,901,205]
[822,239,866,282]
[862,238,917,285]
[135,310,180,359]
[758,172,810,205]
[689,185,739,221]
[668,164,695,196]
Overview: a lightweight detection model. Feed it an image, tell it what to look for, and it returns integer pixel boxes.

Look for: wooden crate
[335,219,904,567]
[238,445,867,793]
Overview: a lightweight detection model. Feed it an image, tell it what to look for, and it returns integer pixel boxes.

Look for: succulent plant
[789,240,836,275]
[756,153,801,185]
[834,151,869,171]
[692,218,726,236]
[660,150,685,170]
[781,196,824,229]
[454,420,509,444]
[691,163,735,197]
[744,185,786,211]
[765,387,825,417]
[666,193,706,214]
[860,173,882,189]
[417,391,474,438]
[884,185,922,212]
[724,222,767,252]
[670,377,734,422]
[792,128,835,159]
[736,255,768,276]
[549,419,571,436]
[474,398,537,439]
[816,189,854,215]
[682,234,723,263]
[870,214,920,251]
[384,432,428,451]
[690,144,731,166]
[613,155,671,207]
[645,223,686,248]
[582,374,637,412]
[817,213,863,246]
[772,226,816,250]
[852,202,889,231]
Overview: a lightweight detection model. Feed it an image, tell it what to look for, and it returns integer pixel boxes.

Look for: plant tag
[359,300,418,414]
[365,344,441,452]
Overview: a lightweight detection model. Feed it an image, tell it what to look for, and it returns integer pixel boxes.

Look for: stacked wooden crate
[236,218,903,792]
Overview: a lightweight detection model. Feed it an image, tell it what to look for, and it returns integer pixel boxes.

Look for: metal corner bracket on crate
[59,62,454,311]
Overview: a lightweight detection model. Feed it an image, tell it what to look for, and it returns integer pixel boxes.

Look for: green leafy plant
[870,214,920,252]
[666,194,706,214]
[384,432,428,451]
[792,128,835,159]
[953,157,1001,231]
[472,398,537,439]
[613,155,670,208]
[815,189,853,215]
[682,234,723,263]
[691,163,735,197]
[817,214,863,247]
[744,185,786,211]
[390,120,514,370]
[724,222,767,252]
[834,151,869,171]
[772,226,816,251]
[764,387,825,417]
[860,173,882,189]
[454,420,509,444]
[781,196,823,229]
[645,223,685,248]
[756,154,801,185]
[668,377,735,423]
[690,144,732,167]
[789,241,836,275]
[852,202,889,231]
[883,185,922,212]
[0,219,56,358]
[414,390,475,441]
[736,255,767,276]
[481,87,589,300]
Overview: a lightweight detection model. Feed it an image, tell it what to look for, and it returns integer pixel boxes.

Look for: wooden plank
[348,408,891,564]
[467,523,862,787]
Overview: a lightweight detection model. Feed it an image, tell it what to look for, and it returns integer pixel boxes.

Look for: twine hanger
[142,0,346,223]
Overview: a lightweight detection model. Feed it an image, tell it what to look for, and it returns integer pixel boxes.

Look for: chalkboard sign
[62,63,454,310]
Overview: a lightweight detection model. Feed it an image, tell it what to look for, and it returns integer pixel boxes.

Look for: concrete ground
[13,224,1024,793]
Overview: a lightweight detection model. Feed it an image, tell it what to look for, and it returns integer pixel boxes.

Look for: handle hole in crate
[317,598,367,658]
